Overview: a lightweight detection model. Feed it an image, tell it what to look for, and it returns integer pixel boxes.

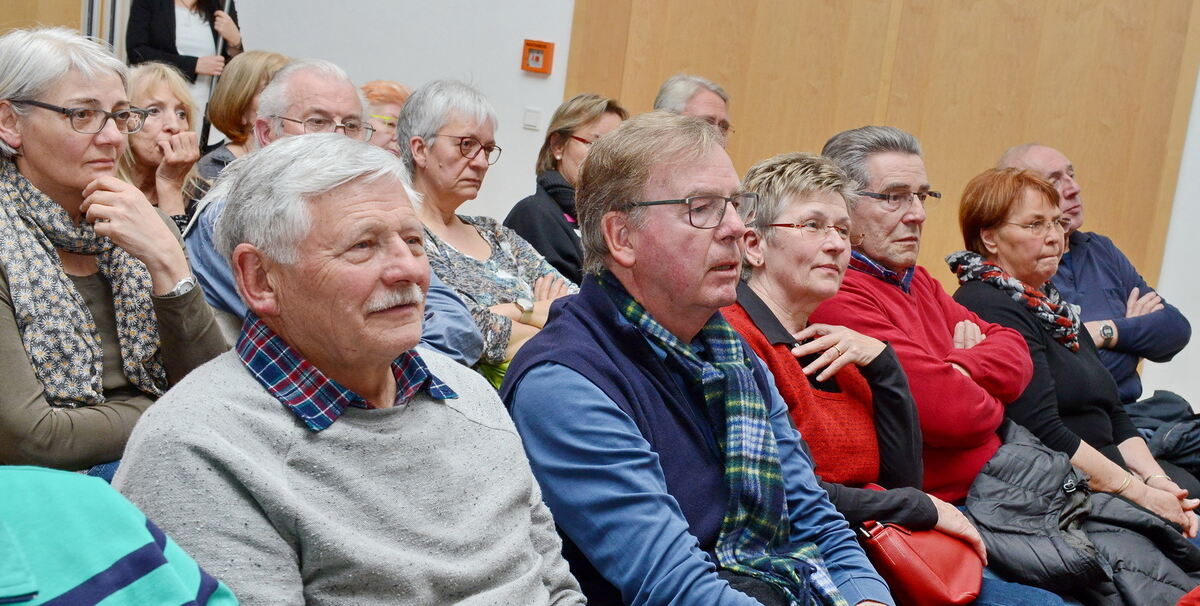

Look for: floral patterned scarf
[0,160,165,406]
[947,250,1081,352]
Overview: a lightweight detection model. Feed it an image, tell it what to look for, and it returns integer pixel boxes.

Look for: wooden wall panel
[565,0,1200,291]
[2,0,81,33]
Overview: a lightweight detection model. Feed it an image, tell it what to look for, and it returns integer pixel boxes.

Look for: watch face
[1101,325,1114,338]
[516,298,533,312]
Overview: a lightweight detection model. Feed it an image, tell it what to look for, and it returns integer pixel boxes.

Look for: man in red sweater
[809,126,1033,503]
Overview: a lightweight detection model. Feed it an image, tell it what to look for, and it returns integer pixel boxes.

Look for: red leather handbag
[858,520,982,606]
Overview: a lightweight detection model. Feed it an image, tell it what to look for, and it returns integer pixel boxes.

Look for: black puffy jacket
[965,421,1200,605]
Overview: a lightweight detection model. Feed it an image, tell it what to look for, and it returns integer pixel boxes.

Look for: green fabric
[477,359,510,390]
[0,466,237,605]
[596,273,847,606]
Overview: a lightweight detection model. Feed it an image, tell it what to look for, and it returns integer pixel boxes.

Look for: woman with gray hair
[504,93,627,285]
[398,80,574,383]
[0,28,226,475]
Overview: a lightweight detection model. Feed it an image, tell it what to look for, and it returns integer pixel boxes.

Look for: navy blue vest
[500,275,776,604]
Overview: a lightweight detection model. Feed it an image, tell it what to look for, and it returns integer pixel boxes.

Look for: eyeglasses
[857,190,941,212]
[765,220,865,246]
[570,134,594,146]
[434,134,502,165]
[627,193,758,229]
[701,116,733,137]
[369,114,398,131]
[272,115,375,141]
[11,99,147,134]
[1005,218,1071,236]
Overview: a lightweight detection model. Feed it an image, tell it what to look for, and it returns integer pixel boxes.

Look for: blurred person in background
[361,79,410,155]
[504,93,627,284]
[116,62,202,232]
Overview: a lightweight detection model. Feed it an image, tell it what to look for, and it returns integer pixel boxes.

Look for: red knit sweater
[809,266,1033,502]
[724,303,879,486]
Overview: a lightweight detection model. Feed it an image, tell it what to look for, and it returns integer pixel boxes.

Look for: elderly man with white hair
[653,73,733,142]
[183,58,483,366]
[114,134,584,606]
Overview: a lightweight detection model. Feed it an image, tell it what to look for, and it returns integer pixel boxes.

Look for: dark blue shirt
[1052,230,1191,403]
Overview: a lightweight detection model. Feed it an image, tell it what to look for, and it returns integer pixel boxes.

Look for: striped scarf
[0,160,166,406]
[597,273,846,606]
[947,250,1081,351]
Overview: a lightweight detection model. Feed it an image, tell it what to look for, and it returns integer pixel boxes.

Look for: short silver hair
[396,79,499,173]
[212,133,420,265]
[0,27,128,158]
[821,125,922,193]
[652,73,729,113]
[255,58,365,138]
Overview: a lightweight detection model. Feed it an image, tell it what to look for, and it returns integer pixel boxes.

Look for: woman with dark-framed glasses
[0,28,226,476]
[398,80,576,385]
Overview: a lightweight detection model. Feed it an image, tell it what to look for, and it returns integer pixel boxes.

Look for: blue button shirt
[185,197,485,367]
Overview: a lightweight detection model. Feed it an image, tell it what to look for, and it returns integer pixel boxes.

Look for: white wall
[1141,72,1200,407]
[235,0,575,220]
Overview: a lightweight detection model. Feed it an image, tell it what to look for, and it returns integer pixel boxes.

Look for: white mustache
[366,284,425,313]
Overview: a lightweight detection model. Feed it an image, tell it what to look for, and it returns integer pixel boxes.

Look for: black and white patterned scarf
[0,160,165,406]
[947,250,1081,352]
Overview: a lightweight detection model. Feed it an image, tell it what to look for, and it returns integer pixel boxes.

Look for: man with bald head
[998,143,1191,406]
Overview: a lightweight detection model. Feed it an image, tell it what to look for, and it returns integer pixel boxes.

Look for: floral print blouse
[423,215,577,365]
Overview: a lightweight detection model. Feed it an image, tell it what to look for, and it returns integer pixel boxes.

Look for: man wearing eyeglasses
[183,59,483,367]
[500,111,891,606]
[809,126,1034,508]
[654,73,734,142]
[998,143,1191,407]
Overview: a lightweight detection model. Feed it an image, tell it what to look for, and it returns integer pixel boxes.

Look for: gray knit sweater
[113,348,584,605]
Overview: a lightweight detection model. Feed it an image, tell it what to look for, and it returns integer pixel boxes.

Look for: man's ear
[601,210,636,269]
[979,228,999,256]
[231,243,280,317]
[0,101,23,153]
[742,229,766,269]
[409,136,429,169]
[253,118,273,148]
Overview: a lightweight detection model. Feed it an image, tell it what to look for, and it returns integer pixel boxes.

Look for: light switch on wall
[523,108,541,131]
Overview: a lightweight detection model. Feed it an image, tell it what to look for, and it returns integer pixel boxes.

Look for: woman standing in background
[126,0,242,146]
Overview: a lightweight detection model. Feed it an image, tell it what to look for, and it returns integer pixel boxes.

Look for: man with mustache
[115,134,584,605]
[502,111,890,605]
[809,126,1034,507]
[998,143,1191,407]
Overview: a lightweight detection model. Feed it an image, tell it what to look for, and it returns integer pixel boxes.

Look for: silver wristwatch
[163,275,197,298]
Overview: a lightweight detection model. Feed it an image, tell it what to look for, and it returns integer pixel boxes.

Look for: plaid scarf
[0,160,166,406]
[947,250,1081,351]
[597,273,846,606]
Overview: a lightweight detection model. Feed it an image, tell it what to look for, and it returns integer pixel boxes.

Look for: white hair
[211,133,420,265]
[396,79,499,172]
[652,73,729,114]
[255,58,366,138]
[0,27,128,158]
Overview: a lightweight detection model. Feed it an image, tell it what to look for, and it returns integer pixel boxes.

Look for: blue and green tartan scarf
[597,273,847,606]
